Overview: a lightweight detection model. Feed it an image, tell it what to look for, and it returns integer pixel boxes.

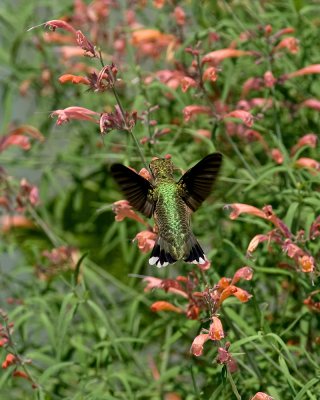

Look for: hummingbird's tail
[149,234,207,268]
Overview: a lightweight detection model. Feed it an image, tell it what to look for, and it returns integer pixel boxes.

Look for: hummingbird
[111,153,223,268]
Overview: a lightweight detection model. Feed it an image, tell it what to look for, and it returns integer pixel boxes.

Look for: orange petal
[209,316,225,340]
[286,64,320,79]
[1,215,34,232]
[190,333,210,356]
[224,110,254,127]
[226,203,266,220]
[295,157,320,172]
[59,74,90,85]
[231,267,253,284]
[202,49,253,65]
[150,301,183,313]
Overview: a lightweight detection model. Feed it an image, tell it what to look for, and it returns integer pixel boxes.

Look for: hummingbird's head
[149,158,174,179]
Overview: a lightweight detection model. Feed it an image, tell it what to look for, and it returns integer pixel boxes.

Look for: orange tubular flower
[224,110,254,127]
[112,200,148,226]
[300,99,320,111]
[2,354,16,369]
[183,105,212,122]
[275,37,299,54]
[291,134,317,155]
[295,157,320,172]
[180,77,197,92]
[1,215,34,232]
[134,230,157,253]
[209,317,224,340]
[202,66,218,82]
[150,301,184,314]
[285,64,320,79]
[227,203,267,220]
[190,333,210,356]
[202,49,253,65]
[231,267,253,285]
[58,74,91,85]
[51,106,100,125]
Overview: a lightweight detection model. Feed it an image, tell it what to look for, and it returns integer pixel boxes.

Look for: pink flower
[75,30,96,57]
[298,255,315,273]
[247,234,270,255]
[209,317,224,340]
[285,64,320,79]
[224,110,254,127]
[291,134,317,155]
[241,77,264,97]
[112,200,148,226]
[264,71,277,88]
[202,49,253,65]
[275,37,299,54]
[197,259,211,271]
[231,267,253,284]
[173,6,186,26]
[134,230,157,253]
[216,346,238,373]
[271,148,284,164]
[183,105,212,122]
[250,392,273,400]
[300,99,320,111]
[202,66,218,82]
[295,157,320,172]
[190,334,210,356]
[20,179,40,206]
[180,77,197,92]
[51,107,100,125]
[226,203,267,220]
[28,19,77,35]
[0,134,30,152]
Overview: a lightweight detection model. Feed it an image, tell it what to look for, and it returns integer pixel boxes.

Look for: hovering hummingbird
[111,153,223,268]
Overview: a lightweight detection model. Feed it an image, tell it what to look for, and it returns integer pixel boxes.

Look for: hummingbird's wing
[110,164,155,218]
[178,153,223,212]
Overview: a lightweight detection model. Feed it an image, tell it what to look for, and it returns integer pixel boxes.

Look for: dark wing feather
[111,164,154,218]
[178,153,223,211]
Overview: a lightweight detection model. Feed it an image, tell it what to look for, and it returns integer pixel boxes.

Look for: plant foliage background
[0,0,319,399]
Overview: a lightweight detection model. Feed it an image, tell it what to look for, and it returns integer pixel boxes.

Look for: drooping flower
[190,333,210,356]
[275,37,299,54]
[216,345,238,373]
[209,316,224,340]
[202,66,218,82]
[134,230,157,253]
[51,106,100,125]
[112,200,147,226]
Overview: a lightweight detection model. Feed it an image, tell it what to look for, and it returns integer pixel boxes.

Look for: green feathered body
[153,180,190,260]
